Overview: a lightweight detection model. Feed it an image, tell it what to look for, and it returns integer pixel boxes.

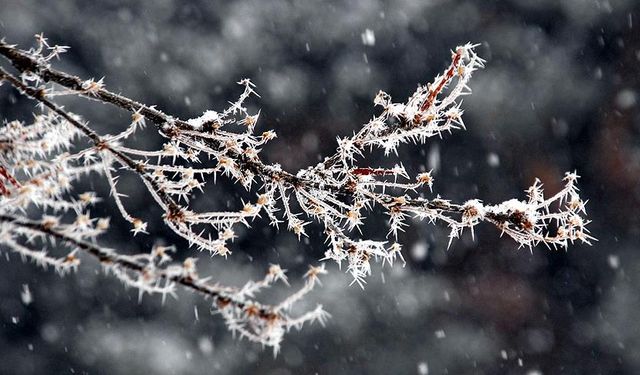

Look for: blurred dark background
[1,0,639,374]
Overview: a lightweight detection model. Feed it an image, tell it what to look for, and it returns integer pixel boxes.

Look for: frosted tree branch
[0,36,593,352]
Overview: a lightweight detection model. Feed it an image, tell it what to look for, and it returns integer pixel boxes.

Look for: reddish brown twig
[0,165,20,196]
[419,48,463,112]
[350,167,397,177]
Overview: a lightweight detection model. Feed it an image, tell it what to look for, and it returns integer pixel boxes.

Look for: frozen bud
[41,216,59,229]
[186,179,201,191]
[462,200,485,223]
[217,157,233,168]
[214,243,231,257]
[393,196,407,205]
[153,245,166,258]
[243,304,262,318]
[267,264,289,285]
[346,210,362,230]
[18,185,33,196]
[374,90,391,107]
[304,264,327,282]
[386,103,406,119]
[63,253,80,267]
[243,147,258,159]
[237,78,254,87]
[131,218,148,235]
[392,164,408,178]
[220,228,236,241]
[78,192,91,203]
[162,142,178,156]
[45,185,58,196]
[416,172,433,188]
[568,214,583,227]
[256,194,270,206]
[78,191,99,205]
[568,194,585,213]
[423,113,436,122]
[527,180,543,203]
[367,119,386,133]
[290,218,308,239]
[241,113,259,129]
[74,213,91,227]
[446,107,461,119]
[346,210,360,221]
[183,168,195,179]
[141,269,155,283]
[387,242,406,266]
[293,223,305,237]
[81,78,104,94]
[131,111,144,124]
[96,218,110,231]
[309,202,325,215]
[556,226,567,238]
[57,175,70,189]
[242,203,258,215]
[225,139,240,151]
[185,148,198,160]
[575,230,589,242]
[564,171,580,182]
[261,130,277,141]
[183,257,197,276]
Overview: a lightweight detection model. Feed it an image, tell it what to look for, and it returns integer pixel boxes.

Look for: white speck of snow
[361,29,375,46]
[11,316,19,324]
[428,144,440,172]
[417,361,429,374]
[41,324,60,343]
[500,350,508,360]
[21,284,32,305]
[443,290,450,302]
[397,291,419,317]
[616,89,637,109]
[487,152,500,167]
[198,336,213,355]
[526,370,542,375]
[608,255,620,269]
[551,118,569,138]
[435,329,446,339]
[410,242,429,261]
[594,67,603,80]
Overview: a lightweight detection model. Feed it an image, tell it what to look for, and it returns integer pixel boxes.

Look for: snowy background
[1,0,639,374]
